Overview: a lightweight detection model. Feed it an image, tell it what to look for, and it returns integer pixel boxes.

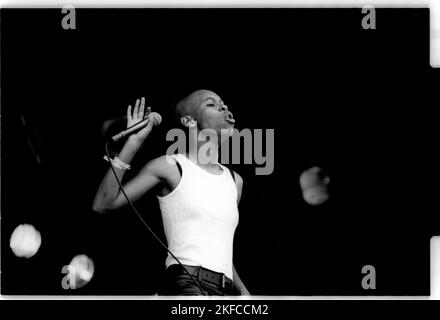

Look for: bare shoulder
[231,169,243,187]
[229,169,243,203]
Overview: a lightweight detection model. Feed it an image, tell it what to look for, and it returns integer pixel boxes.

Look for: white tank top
[157,153,239,280]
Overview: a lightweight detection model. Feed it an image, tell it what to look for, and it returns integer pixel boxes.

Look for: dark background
[1,8,438,295]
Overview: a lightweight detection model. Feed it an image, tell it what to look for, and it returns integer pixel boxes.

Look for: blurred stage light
[9,224,42,258]
[299,166,330,206]
[67,254,95,289]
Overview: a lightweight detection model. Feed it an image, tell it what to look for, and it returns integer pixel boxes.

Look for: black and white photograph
[0,4,439,307]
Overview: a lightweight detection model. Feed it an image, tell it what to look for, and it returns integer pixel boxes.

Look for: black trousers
[158,264,236,296]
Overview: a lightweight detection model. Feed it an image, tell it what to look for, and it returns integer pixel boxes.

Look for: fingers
[138,97,145,120]
[127,97,152,124]
[145,106,151,119]
[133,98,140,120]
[127,105,132,121]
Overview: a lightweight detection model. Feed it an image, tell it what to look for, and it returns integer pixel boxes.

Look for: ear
[180,115,197,128]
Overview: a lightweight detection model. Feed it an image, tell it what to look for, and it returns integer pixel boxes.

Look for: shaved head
[173,89,234,134]
[175,89,216,121]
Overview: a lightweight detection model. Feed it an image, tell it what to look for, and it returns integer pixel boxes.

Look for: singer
[92,89,250,296]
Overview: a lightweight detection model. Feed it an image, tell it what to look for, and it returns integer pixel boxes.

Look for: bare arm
[233,263,250,295]
[92,97,161,213]
[232,172,250,295]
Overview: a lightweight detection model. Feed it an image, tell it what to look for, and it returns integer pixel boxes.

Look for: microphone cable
[104,140,206,296]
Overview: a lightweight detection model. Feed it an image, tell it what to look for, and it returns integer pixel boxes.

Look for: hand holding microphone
[112,97,162,143]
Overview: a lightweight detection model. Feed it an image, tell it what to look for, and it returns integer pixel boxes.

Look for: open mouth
[225,112,235,123]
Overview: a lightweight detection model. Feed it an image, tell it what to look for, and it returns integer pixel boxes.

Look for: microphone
[111,112,162,142]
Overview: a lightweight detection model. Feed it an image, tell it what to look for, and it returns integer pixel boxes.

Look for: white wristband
[113,156,131,170]
[103,155,131,171]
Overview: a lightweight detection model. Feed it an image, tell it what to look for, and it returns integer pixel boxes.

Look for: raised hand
[126,97,155,146]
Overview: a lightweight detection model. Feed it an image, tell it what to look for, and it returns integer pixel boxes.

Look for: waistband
[167,264,234,290]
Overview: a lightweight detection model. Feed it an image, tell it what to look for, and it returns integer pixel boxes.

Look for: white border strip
[430,1,440,67]
[0,295,432,300]
[431,236,440,300]
[0,0,432,7]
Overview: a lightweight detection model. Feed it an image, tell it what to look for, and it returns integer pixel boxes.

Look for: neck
[186,128,220,165]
